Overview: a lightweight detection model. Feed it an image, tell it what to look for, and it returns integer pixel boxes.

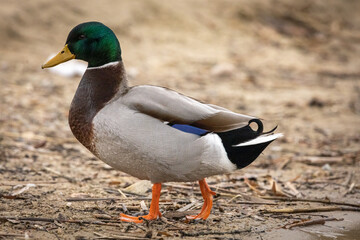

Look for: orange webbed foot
[186,179,216,220]
[119,183,162,223]
[120,211,161,223]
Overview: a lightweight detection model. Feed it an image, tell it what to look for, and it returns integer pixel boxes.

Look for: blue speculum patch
[171,124,208,136]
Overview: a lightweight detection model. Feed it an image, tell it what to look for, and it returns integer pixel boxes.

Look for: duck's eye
[78,34,86,40]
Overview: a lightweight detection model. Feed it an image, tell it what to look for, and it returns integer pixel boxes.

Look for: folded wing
[122,85,256,132]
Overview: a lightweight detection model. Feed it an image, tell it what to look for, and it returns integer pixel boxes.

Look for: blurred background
[0,0,359,239]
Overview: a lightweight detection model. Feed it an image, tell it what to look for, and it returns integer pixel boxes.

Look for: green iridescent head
[42,22,122,68]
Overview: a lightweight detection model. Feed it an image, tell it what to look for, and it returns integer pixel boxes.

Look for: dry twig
[66,197,121,202]
[66,197,151,202]
[0,216,122,227]
[261,196,360,208]
[343,182,355,197]
[284,217,343,229]
[0,232,25,237]
[262,206,360,214]
[180,229,251,237]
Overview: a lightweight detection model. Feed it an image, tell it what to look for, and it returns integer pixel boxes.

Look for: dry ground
[1,0,360,239]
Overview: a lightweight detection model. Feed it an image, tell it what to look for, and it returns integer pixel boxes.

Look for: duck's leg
[120,183,162,223]
[186,179,216,220]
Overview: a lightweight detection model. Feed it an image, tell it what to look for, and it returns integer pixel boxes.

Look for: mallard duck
[42,22,281,223]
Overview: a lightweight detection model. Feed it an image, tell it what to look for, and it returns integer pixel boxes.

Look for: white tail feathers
[233,133,283,147]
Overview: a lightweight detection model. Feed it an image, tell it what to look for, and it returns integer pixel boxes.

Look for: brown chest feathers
[68,62,128,155]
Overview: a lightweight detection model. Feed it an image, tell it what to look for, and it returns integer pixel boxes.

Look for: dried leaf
[266,176,290,197]
[123,180,152,195]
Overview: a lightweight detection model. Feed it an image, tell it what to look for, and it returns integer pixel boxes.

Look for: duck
[42,21,282,223]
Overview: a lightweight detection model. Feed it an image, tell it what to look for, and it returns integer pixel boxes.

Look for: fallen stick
[221,202,277,206]
[0,216,121,227]
[94,234,149,240]
[66,219,121,227]
[262,206,360,214]
[343,182,355,197]
[66,197,122,202]
[285,217,343,229]
[66,197,151,202]
[180,229,251,237]
[94,235,149,240]
[0,217,55,223]
[0,232,25,237]
[289,218,343,229]
[0,181,65,186]
[0,194,26,200]
[260,196,360,208]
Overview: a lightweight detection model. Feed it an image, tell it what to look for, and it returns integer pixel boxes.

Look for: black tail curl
[249,118,263,134]
[216,119,277,169]
[248,118,278,135]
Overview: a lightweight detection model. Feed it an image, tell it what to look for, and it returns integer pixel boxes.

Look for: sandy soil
[1,0,360,239]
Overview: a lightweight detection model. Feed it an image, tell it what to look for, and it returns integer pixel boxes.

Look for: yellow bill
[42,44,75,69]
